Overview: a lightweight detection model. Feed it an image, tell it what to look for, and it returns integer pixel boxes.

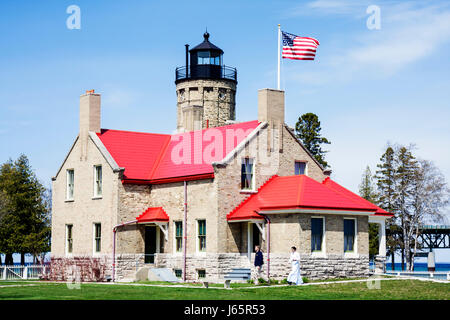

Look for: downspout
[183,180,187,282]
[112,220,138,282]
[261,214,271,281]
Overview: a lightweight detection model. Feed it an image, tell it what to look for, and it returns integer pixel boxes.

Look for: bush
[302,277,309,283]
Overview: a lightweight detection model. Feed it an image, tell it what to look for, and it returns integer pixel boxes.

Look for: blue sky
[1,0,450,261]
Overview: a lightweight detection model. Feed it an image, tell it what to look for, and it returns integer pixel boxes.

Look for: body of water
[385,262,450,272]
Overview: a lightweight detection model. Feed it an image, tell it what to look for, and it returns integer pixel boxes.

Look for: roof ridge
[322,179,379,212]
[226,175,278,219]
[100,128,171,136]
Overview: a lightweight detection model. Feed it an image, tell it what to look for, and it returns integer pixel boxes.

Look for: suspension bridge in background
[386,225,450,251]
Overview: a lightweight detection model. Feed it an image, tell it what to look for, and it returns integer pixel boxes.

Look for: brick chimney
[79,90,101,160]
[257,89,285,151]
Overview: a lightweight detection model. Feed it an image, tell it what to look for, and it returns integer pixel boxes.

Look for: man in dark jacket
[253,245,263,284]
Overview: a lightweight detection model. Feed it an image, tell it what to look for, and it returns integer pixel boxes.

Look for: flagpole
[277,24,281,90]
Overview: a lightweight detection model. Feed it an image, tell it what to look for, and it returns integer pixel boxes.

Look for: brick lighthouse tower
[175,32,237,132]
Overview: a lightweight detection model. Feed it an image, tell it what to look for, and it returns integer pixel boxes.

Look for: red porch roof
[136,207,169,223]
[97,120,260,183]
[227,175,393,221]
[321,177,391,216]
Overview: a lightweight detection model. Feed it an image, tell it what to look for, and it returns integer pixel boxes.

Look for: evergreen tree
[359,166,377,202]
[358,166,380,257]
[0,155,51,265]
[295,113,331,168]
[0,190,10,265]
[376,145,399,270]
[394,145,416,271]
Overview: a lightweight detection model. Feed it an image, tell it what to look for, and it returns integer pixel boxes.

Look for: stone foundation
[52,253,370,282]
[373,255,386,274]
[124,253,371,282]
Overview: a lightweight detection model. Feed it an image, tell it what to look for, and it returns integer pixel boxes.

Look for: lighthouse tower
[175,32,237,132]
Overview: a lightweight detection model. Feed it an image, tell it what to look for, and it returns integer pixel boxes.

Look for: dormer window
[295,161,307,175]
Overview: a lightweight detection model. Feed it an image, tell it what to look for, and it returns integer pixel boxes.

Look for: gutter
[260,214,271,281]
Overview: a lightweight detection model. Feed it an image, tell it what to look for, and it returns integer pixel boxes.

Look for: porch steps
[224,268,252,281]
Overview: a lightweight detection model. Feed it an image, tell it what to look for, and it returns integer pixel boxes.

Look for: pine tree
[358,166,380,257]
[295,113,331,168]
[0,155,51,265]
[376,145,399,270]
[394,146,416,271]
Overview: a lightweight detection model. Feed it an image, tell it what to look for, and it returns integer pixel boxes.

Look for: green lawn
[0,279,448,300]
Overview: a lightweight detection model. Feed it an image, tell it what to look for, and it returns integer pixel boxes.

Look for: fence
[0,265,46,280]
[385,270,450,281]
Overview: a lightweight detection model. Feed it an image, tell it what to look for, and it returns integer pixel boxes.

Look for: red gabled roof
[96,120,260,183]
[321,177,392,216]
[136,207,169,223]
[227,175,392,221]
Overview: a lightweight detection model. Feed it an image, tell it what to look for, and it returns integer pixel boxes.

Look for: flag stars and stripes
[282,31,319,61]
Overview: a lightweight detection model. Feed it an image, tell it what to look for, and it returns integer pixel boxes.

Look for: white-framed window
[197,220,206,253]
[241,158,255,191]
[93,223,101,253]
[66,224,73,255]
[66,169,74,200]
[344,218,358,254]
[311,217,325,254]
[174,221,183,253]
[295,161,307,175]
[93,165,102,198]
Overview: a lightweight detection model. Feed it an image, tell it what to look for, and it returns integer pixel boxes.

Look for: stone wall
[148,179,219,254]
[51,136,120,257]
[176,79,236,131]
[149,252,369,282]
[374,255,386,274]
[268,253,370,280]
[215,124,328,254]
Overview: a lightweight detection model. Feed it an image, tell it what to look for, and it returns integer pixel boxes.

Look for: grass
[0,279,448,300]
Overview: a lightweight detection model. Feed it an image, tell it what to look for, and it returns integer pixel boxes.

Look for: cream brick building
[51,33,391,281]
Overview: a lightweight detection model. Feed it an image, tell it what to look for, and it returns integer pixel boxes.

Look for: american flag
[282,31,320,60]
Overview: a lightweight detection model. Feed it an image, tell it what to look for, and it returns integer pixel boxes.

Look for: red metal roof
[136,207,169,223]
[97,120,260,183]
[321,177,392,216]
[227,175,393,221]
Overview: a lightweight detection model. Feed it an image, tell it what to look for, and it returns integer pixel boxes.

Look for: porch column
[378,220,386,256]
[374,219,387,274]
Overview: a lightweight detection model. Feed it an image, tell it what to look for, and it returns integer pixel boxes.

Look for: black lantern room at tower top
[175,32,237,83]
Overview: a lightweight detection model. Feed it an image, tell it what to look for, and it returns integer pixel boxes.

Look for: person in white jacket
[287,246,303,285]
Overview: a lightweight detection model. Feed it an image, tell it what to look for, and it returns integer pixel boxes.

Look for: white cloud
[286,1,450,83]
[288,0,369,17]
